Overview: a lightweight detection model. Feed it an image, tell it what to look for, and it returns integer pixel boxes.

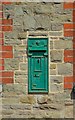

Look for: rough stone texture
[50,50,63,62]
[5,59,19,70]
[65,105,73,118]
[54,40,73,49]
[2,2,73,119]
[50,64,56,69]
[51,23,63,31]
[20,95,36,104]
[4,38,22,46]
[50,76,63,84]
[49,31,63,37]
[2,84,26,95]
[20,63,28,70]
[57,63,73,75]
[50,69,56,75]
[50,83,63,92]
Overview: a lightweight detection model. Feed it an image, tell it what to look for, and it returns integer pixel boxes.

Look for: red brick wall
[0,1,14,84]
[64,2,74,89]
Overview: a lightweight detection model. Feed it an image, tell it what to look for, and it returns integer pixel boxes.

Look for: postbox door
[28,38,48,93]
[29,56,48,92]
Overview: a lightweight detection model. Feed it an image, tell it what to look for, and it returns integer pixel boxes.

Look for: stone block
[2,98,19,104]
[50,50,63,62]
[50,41,53,49]
[14,6,24,16]
[50,69,56,75]
[50,83,63,92]
[20,95,36,104]
[4,32,18,39]
[4,39,22,46]
[51,23,63,31]
[13,16,23,26]
[57,63,73,75]
[50,64,56,69]
[5,58,19,70]
[23,14,36,31]
[33,3,54,14]
[54,40,73,49]
[15,78,28,84]
[64,89,72,100]
[18,32,27,39]
[20,63,28,70]
[47,92,64,102]
[39,103,64,111]
[65,105,73,118]
[2,84,26,95]
[49,31,63,36]
[37,95,48,104]
[54,3,63,14]
[50,76,63,84]
[15,71,27,79]
[14,45,27,61]
[13,25,24,32]
[29,31,48,36]
[35,15,51,30]
[2,109,13,115]
[9,104,31,110]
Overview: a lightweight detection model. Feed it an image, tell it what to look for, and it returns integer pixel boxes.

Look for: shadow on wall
[71,86,75,99]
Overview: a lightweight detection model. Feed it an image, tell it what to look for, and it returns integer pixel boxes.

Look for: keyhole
[36,42,39,45]
[38,59,40,63]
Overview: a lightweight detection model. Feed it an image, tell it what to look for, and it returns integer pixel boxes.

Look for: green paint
[28,38,48,93]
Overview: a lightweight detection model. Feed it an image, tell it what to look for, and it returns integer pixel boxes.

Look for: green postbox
[28,38,48,93]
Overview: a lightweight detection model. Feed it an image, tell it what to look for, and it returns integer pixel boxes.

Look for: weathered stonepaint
[0,1,74,118]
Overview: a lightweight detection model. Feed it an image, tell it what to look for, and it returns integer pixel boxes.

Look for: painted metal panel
[28,38,48,93]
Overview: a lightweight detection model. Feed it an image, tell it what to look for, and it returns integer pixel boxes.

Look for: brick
[0,71,13,77]
[2,2,12,4]
[0,78,13,84]
[64,76,74,82]
[2,46,12,51]
[0,20,2,24]
[73,43,75,49]
[64,50,73,57]
[64,83,73,89]
[64,3,73,9]
[0,5,2,11]
[2,19,13,25]
[64,57,73,62]
[64,24,75,29]
[0,66,4,70]
[0,59,4,64]
[0,32,4,38]
[0,52,13,58]
[0,12,3,18]
[0,39,4,45]
[0,26,2,31]
[0,46,2,51]
[2,26,13,31]
[64,31,73,37]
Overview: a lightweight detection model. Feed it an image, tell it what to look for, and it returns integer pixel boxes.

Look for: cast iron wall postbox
[28,38,48,93]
